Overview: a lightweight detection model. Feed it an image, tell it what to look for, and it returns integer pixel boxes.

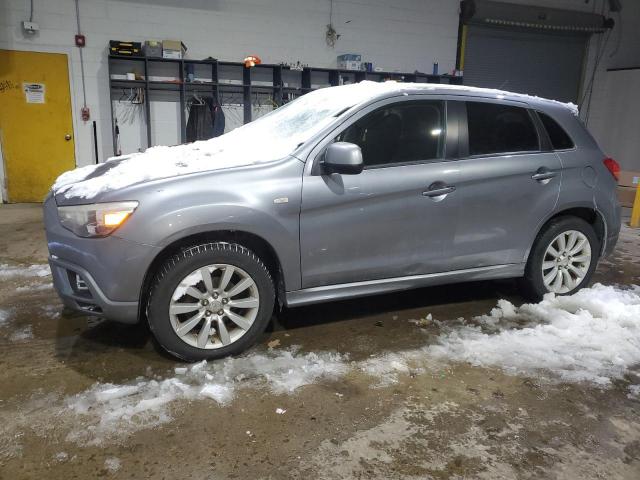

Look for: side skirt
[285,263,525,307]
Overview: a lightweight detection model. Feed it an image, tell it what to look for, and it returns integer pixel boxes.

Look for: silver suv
[45,82,621,361]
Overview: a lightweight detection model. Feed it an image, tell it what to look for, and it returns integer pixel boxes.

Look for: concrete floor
[1,203,639,479]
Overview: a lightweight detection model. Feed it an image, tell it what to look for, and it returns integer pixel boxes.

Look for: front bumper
[44,194,161,324]
[49,256,139,323]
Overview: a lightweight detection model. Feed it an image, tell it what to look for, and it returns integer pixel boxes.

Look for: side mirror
[322,142,364,175]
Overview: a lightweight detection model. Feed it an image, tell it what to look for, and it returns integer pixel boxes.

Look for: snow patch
[104,457,121,473]
[15,282,54,293]
[65,349,347,444]
[0,309,10,326]
[429,284,640,386]
[0,264,51,279]
[40,304,60,319]
[9,326,33,342]
[52,81,577,199]
[359,352,413,387]
[54,451,68,462]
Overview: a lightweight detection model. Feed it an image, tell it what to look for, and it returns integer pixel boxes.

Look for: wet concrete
[0,203,639,479]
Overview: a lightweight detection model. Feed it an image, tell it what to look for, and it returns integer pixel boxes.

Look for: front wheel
[147,242,275,361]
[521,217,599,300]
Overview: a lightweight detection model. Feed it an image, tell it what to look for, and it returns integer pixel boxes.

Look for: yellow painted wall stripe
[459,25,468,71]
[631,184,640,228]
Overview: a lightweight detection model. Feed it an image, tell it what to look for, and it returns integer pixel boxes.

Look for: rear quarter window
[538,112,575,150]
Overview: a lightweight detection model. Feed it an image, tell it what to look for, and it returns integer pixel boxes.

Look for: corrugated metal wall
[464,25,588,103]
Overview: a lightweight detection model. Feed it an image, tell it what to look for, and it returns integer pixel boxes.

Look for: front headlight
[57,201,138,238]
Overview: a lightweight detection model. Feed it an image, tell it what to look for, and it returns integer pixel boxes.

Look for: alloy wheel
[541,230,592,294]
[169,264,260,349]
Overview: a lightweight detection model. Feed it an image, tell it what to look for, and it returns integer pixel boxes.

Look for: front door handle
[531,169,557,182]
[423,184,456,198]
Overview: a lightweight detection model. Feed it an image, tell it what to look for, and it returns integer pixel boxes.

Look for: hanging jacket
[186,96,225,142]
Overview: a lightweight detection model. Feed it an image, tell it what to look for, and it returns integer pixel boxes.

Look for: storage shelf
[108,55,145,62]
[110,79,146,86]
[108,53,463,156]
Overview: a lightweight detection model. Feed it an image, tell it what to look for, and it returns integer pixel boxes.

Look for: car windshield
[220,80,409,153]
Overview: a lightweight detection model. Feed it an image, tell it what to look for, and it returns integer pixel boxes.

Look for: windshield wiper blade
[333,106,352,117]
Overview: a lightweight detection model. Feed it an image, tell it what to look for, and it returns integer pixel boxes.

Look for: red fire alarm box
[75,34,85,47]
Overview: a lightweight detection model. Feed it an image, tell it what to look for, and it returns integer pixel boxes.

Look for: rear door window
[466,102,539,156]
[538,112,574,150]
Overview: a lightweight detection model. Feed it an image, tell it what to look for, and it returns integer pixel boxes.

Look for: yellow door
[0,50,76,202]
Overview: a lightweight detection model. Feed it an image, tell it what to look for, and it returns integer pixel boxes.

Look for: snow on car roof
[53,81,577,199]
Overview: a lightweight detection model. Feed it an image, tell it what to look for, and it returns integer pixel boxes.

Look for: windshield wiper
[333,106,352,117]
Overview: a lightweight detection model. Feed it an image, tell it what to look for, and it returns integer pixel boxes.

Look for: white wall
[0,0,638,172]
[580,0,640,171]
[587,69,640,172]
[0,0,460,166]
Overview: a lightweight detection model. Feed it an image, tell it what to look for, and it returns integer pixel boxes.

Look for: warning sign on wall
[23,82,45,103]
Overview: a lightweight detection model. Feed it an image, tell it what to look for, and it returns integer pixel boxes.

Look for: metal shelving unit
[108,54,463,156]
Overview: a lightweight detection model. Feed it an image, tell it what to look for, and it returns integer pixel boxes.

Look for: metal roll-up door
[464,25,588,103]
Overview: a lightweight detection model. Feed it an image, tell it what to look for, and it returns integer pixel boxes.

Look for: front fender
[109,158,304,290]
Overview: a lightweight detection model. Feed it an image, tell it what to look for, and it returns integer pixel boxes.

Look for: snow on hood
[53,81,578,199]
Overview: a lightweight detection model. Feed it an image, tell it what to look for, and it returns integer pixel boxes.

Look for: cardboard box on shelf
[618,186,638,208]
[162,40,187,59]
[337,54,362,71]
[144,40,162,57]
[618,170,640,188]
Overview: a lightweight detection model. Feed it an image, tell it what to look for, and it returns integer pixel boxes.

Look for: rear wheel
[147,242,275,361]
[521,217,599,300]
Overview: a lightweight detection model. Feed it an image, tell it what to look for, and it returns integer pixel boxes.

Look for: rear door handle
[422,185,456,197]
[531,170,558,182]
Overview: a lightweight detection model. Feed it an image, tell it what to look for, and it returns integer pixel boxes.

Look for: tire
[521,216,600,301]
[147,242,275,362]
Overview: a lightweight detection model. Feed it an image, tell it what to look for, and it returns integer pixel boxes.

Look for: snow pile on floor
[52,81,577,200]
[0,264,50,279]
[429,284,640,386]
[65,348,347,444]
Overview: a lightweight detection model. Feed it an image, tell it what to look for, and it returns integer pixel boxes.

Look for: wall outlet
[22,21,39,34]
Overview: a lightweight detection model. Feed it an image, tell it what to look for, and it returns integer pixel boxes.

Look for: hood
[51,139,295,203]
[52,144,292,204]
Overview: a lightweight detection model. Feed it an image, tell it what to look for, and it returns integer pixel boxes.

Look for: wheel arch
[137,229,286,324]
[525,205,607,263]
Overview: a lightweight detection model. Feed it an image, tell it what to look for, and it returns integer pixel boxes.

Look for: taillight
[603,157,620,181]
